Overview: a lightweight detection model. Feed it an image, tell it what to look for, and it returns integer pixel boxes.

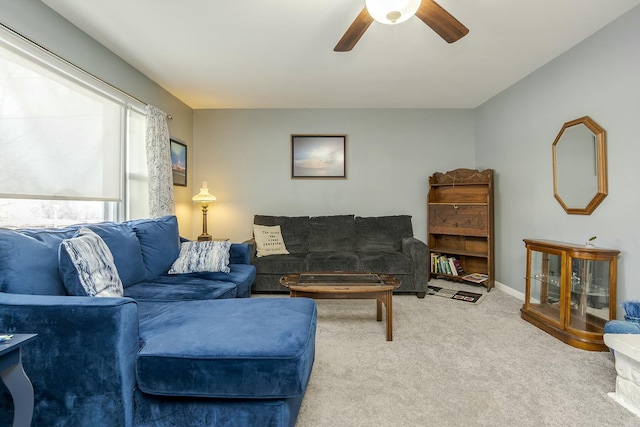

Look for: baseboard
[494,280,525,301]
[608,392,640,418]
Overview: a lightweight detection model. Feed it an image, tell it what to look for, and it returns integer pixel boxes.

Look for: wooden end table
[0,334,37,427]
[279,272,400,341]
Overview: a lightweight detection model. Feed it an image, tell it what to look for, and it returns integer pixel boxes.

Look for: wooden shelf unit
[427,169,494,291]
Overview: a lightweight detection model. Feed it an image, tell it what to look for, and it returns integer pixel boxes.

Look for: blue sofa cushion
[229,243,251,265]
[86,222,147,287]
[124,275,237,301]
[309,215,355,253]
[355,215,413,253]
[169,241,231,274]
[129,215,181,279]
[59,228,124,297]
[187,264,256,298]
[0,226,77,295]
[136,298,317,399]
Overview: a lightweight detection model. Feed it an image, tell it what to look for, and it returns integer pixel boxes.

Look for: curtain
[145,105,174,217]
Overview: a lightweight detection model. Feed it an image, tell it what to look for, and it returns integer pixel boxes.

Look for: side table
[0,334,37,427]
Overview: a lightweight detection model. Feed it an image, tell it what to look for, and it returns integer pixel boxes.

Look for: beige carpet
[293,279,639,427]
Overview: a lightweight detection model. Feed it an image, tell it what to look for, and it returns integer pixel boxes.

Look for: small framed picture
[291,135,347,179]
[170,138,187,186]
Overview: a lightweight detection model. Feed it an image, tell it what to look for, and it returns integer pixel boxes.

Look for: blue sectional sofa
[0,215,317,427]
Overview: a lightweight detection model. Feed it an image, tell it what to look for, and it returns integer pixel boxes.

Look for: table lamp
[192,181,216,241]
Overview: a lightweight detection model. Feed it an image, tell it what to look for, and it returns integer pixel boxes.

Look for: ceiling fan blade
[334,8,374,52]
[415,0,469,43]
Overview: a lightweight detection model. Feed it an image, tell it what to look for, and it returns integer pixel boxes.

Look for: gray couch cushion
[309,215,355,253]
[358,252,413,275]
[252,253,307,274]
[254,215,309,254]
[355,215,413,253]
[305,251,359,272]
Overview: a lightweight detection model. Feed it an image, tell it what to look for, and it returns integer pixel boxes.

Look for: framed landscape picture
[170,138,187,186]
[291,135,347,179]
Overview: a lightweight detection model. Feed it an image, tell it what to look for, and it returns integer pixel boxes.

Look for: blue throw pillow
[58,228,124,297]
[128,216,181,278]
[0,226,77,295]
[86,223,147,287]
[168,241,231,274]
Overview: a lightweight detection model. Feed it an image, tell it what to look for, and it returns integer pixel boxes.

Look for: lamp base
[197,234,212,242]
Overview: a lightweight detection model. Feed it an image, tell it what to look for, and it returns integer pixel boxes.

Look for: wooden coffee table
[279,272,401,341]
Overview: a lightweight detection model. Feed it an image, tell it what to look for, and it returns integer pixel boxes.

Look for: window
[0,25,149,228]
[127,108,149,220]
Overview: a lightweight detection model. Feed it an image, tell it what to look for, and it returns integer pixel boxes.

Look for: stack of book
[430,254,465,276]
[430,253,489,283]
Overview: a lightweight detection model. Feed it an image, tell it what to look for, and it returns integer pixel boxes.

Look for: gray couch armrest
[402,237,428,296]
[0,293,140,425]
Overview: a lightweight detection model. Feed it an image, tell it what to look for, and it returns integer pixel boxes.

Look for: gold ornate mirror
[552,116,607,215]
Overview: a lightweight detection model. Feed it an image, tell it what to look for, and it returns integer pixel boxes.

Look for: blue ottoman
[134,297,317,426]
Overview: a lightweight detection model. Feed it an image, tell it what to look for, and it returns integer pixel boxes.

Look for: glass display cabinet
[521,239,619,351]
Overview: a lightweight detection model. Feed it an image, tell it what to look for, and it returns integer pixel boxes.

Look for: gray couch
[248,215,428,297]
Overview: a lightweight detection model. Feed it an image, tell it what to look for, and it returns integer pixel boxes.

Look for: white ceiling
[43,0,640,109]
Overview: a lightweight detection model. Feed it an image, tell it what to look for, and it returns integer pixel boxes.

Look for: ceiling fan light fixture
[365,0,421,25]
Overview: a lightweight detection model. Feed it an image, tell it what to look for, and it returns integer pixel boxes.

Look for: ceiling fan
[334,0,469,52]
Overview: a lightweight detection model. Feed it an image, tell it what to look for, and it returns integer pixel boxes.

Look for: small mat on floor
[427,286,486,305]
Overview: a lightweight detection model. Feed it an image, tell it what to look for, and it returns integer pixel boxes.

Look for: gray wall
[4,0,639,309]
[475,5,640,307]
[0,0,196,234]
[192,109,475,242]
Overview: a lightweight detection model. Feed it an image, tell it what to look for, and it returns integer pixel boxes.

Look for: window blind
[0,29,123,202]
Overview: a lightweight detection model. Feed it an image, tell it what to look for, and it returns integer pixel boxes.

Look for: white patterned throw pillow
[59,228,124,297]
[168,240,231,274]
[253,224,289,257]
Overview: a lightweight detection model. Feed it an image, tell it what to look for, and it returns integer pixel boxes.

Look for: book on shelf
[430,253,439,273]
[430,254,465,276]
[452,258,465,275]
[441,256,452,275]
[462,273,489,283]
[437,255,448,274]
[434,255,442,273]
[448,258,457,275]
[431,254,441,274]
